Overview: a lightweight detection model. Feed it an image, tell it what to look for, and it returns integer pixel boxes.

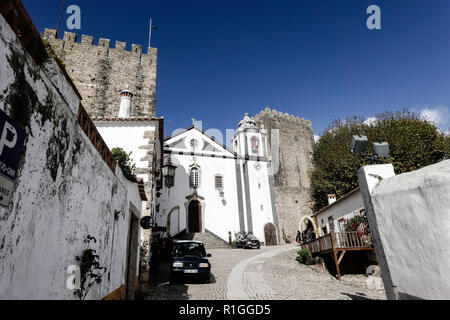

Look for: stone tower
[43,29,157,118]
[254,108,315,243]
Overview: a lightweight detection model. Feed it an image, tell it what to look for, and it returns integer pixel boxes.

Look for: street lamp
[372,142,390,159]
[350,135,368,155]
[161,158,177,188]
[350,135,390,162]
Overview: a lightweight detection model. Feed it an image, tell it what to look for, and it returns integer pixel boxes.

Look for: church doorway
[188,200,202,233]
[264,223,277,246]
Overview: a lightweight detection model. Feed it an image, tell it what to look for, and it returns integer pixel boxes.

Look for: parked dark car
[169,240,212,283]
[236,233,261,249]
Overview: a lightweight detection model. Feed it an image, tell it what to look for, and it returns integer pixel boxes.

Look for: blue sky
[23,0,450,139]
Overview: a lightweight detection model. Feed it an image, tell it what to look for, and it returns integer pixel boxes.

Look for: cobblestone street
[142,244,386,300]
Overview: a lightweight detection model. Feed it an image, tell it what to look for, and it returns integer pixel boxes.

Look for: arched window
[251,136,260,154]
[189,168,199,188]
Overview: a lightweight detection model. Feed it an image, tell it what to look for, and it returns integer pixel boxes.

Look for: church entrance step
[175,230,230,250]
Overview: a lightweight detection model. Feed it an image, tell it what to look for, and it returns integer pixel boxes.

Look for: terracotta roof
[92,116,163,122]
[312,188,361,217]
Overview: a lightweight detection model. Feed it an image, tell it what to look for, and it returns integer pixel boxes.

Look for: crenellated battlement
[42,28,157,118]
[254,107,312,128]
[43,28,154,55]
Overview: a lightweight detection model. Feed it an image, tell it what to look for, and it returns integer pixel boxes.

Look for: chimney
[327,194,336,205]
[118,89,133,118]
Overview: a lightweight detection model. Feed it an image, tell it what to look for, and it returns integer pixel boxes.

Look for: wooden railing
[301,231,372,254]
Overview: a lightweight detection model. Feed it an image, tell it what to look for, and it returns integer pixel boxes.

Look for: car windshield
[173,242,206,257]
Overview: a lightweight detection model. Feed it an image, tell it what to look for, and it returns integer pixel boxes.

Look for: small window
[251,136,260,154]
[190,139,199,151]
[215,175,223,189]
[189,168,199,188]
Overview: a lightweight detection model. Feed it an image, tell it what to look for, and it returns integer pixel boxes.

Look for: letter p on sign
[0,121,17,156]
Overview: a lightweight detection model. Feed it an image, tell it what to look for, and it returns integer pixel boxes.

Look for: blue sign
[0,109,26,182]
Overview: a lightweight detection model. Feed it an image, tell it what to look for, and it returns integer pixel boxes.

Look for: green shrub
[296,249,312,264]
[111,147,136,180]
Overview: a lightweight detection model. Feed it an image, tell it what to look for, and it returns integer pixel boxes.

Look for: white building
[155,114,280,245]
[93,90,164,243]
[309,188,364,237]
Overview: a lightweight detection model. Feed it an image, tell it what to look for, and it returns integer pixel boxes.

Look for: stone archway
[299,216,317,242]
[264,223,278,246]
[167,206,180,236]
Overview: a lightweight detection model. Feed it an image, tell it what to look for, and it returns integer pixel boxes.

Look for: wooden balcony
[300,231,374,280]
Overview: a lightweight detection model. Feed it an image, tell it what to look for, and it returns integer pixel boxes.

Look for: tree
[312,110,450,210]
[111,147,136,181]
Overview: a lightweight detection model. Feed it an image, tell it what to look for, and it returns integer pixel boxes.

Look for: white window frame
[189,167,200,188]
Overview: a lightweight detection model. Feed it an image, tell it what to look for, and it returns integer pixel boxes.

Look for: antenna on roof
[148,18,157,49]
[55,0,65,39]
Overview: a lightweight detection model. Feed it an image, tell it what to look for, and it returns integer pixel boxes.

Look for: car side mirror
[207,253,212,258]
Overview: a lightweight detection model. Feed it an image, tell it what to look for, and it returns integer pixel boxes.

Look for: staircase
[174,229,230,249]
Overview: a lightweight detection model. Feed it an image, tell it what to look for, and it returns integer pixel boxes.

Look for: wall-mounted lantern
[162,159,177,188]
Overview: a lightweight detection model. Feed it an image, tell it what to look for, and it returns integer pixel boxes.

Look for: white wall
[246,159,277,242]
[359,161,450,299]
[315,190,364,236]
[95,121,156,183]
[157,152,241,242]
[0,15,142,299]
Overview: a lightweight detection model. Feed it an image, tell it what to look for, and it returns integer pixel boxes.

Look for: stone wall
[0,7,142,299]
[43,28,157,118]
[254,108,315,242]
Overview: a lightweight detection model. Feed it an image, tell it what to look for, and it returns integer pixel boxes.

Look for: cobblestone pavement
[231,244,386,300]
[142,244,386,300]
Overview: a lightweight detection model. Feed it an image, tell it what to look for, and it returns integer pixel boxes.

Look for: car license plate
[184,269,198,274]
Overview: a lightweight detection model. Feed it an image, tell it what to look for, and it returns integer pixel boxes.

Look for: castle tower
[118,89,133,118]
[254,108,315,243]
[42,28,157,118]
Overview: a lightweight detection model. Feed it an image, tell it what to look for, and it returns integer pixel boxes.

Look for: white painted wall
[95,121,156,183]
[314,190,364,236]
[359,161,450,299]
[0,15,142,300]
[246,159,278,242]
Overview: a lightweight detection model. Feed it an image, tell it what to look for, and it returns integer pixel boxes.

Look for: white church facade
[155,114,280,245]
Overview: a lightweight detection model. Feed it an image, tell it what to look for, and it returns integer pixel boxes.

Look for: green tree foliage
[111,147,136,181]
[312,110,450,210]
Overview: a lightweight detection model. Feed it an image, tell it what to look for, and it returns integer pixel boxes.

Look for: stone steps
[174,229,230,250]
